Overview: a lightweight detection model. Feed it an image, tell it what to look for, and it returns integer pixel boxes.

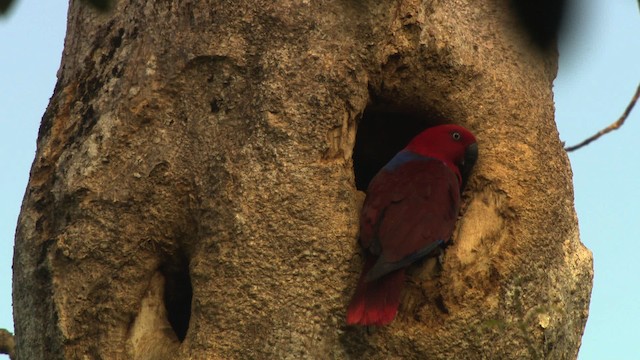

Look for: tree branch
[565,82,640,152]
[0,329,15,360]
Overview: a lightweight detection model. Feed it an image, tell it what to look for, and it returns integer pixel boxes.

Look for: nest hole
[160,252,192,342]
[352,107,445,191]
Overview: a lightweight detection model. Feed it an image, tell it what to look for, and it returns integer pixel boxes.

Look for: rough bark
[13,0,592,359]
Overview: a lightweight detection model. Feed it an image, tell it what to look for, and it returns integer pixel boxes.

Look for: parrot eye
[452,132,461,141]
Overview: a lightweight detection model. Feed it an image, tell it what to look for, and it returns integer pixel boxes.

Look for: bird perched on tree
[347,124,478,326]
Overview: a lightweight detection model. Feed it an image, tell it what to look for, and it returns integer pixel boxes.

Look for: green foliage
[80,0,114,12]
[0,0,14,15]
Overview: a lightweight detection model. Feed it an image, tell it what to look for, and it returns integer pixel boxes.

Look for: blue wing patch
[365,239,446,282]
[383,150,433,172]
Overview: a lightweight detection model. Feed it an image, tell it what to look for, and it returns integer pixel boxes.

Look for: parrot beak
[459,142,478,190]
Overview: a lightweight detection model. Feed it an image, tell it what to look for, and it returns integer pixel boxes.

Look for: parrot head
[405,124,478,188]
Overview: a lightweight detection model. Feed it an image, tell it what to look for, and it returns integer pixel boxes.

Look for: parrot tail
[346,256,405,326]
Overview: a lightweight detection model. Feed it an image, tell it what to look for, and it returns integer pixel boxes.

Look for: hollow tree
[13,0,592,358]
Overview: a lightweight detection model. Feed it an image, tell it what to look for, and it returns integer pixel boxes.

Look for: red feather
[346,256,405,326]
[347,124,477,326]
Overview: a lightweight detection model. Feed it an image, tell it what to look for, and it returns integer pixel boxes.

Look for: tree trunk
[13,0,592,358]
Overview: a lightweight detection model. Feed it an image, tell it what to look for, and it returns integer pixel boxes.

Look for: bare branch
[0,328,15,360]
[565,82,640,152]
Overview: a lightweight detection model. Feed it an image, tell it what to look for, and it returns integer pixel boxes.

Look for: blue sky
[1,1,638,358]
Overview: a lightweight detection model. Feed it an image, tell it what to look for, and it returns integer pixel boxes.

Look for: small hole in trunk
[160,252,192,342]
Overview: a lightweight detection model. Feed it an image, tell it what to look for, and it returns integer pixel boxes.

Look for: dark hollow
[160,253,192,342]
[352,108,442,191]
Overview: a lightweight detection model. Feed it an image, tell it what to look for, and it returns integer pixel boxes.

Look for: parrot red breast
[346,124,478,326]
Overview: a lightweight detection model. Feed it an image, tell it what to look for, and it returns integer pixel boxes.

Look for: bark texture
[13,0,592,358]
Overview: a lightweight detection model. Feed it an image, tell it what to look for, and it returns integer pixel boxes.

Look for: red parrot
[346,124,478,326]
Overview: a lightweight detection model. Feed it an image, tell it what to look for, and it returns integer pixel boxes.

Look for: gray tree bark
[13,0,592,358]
